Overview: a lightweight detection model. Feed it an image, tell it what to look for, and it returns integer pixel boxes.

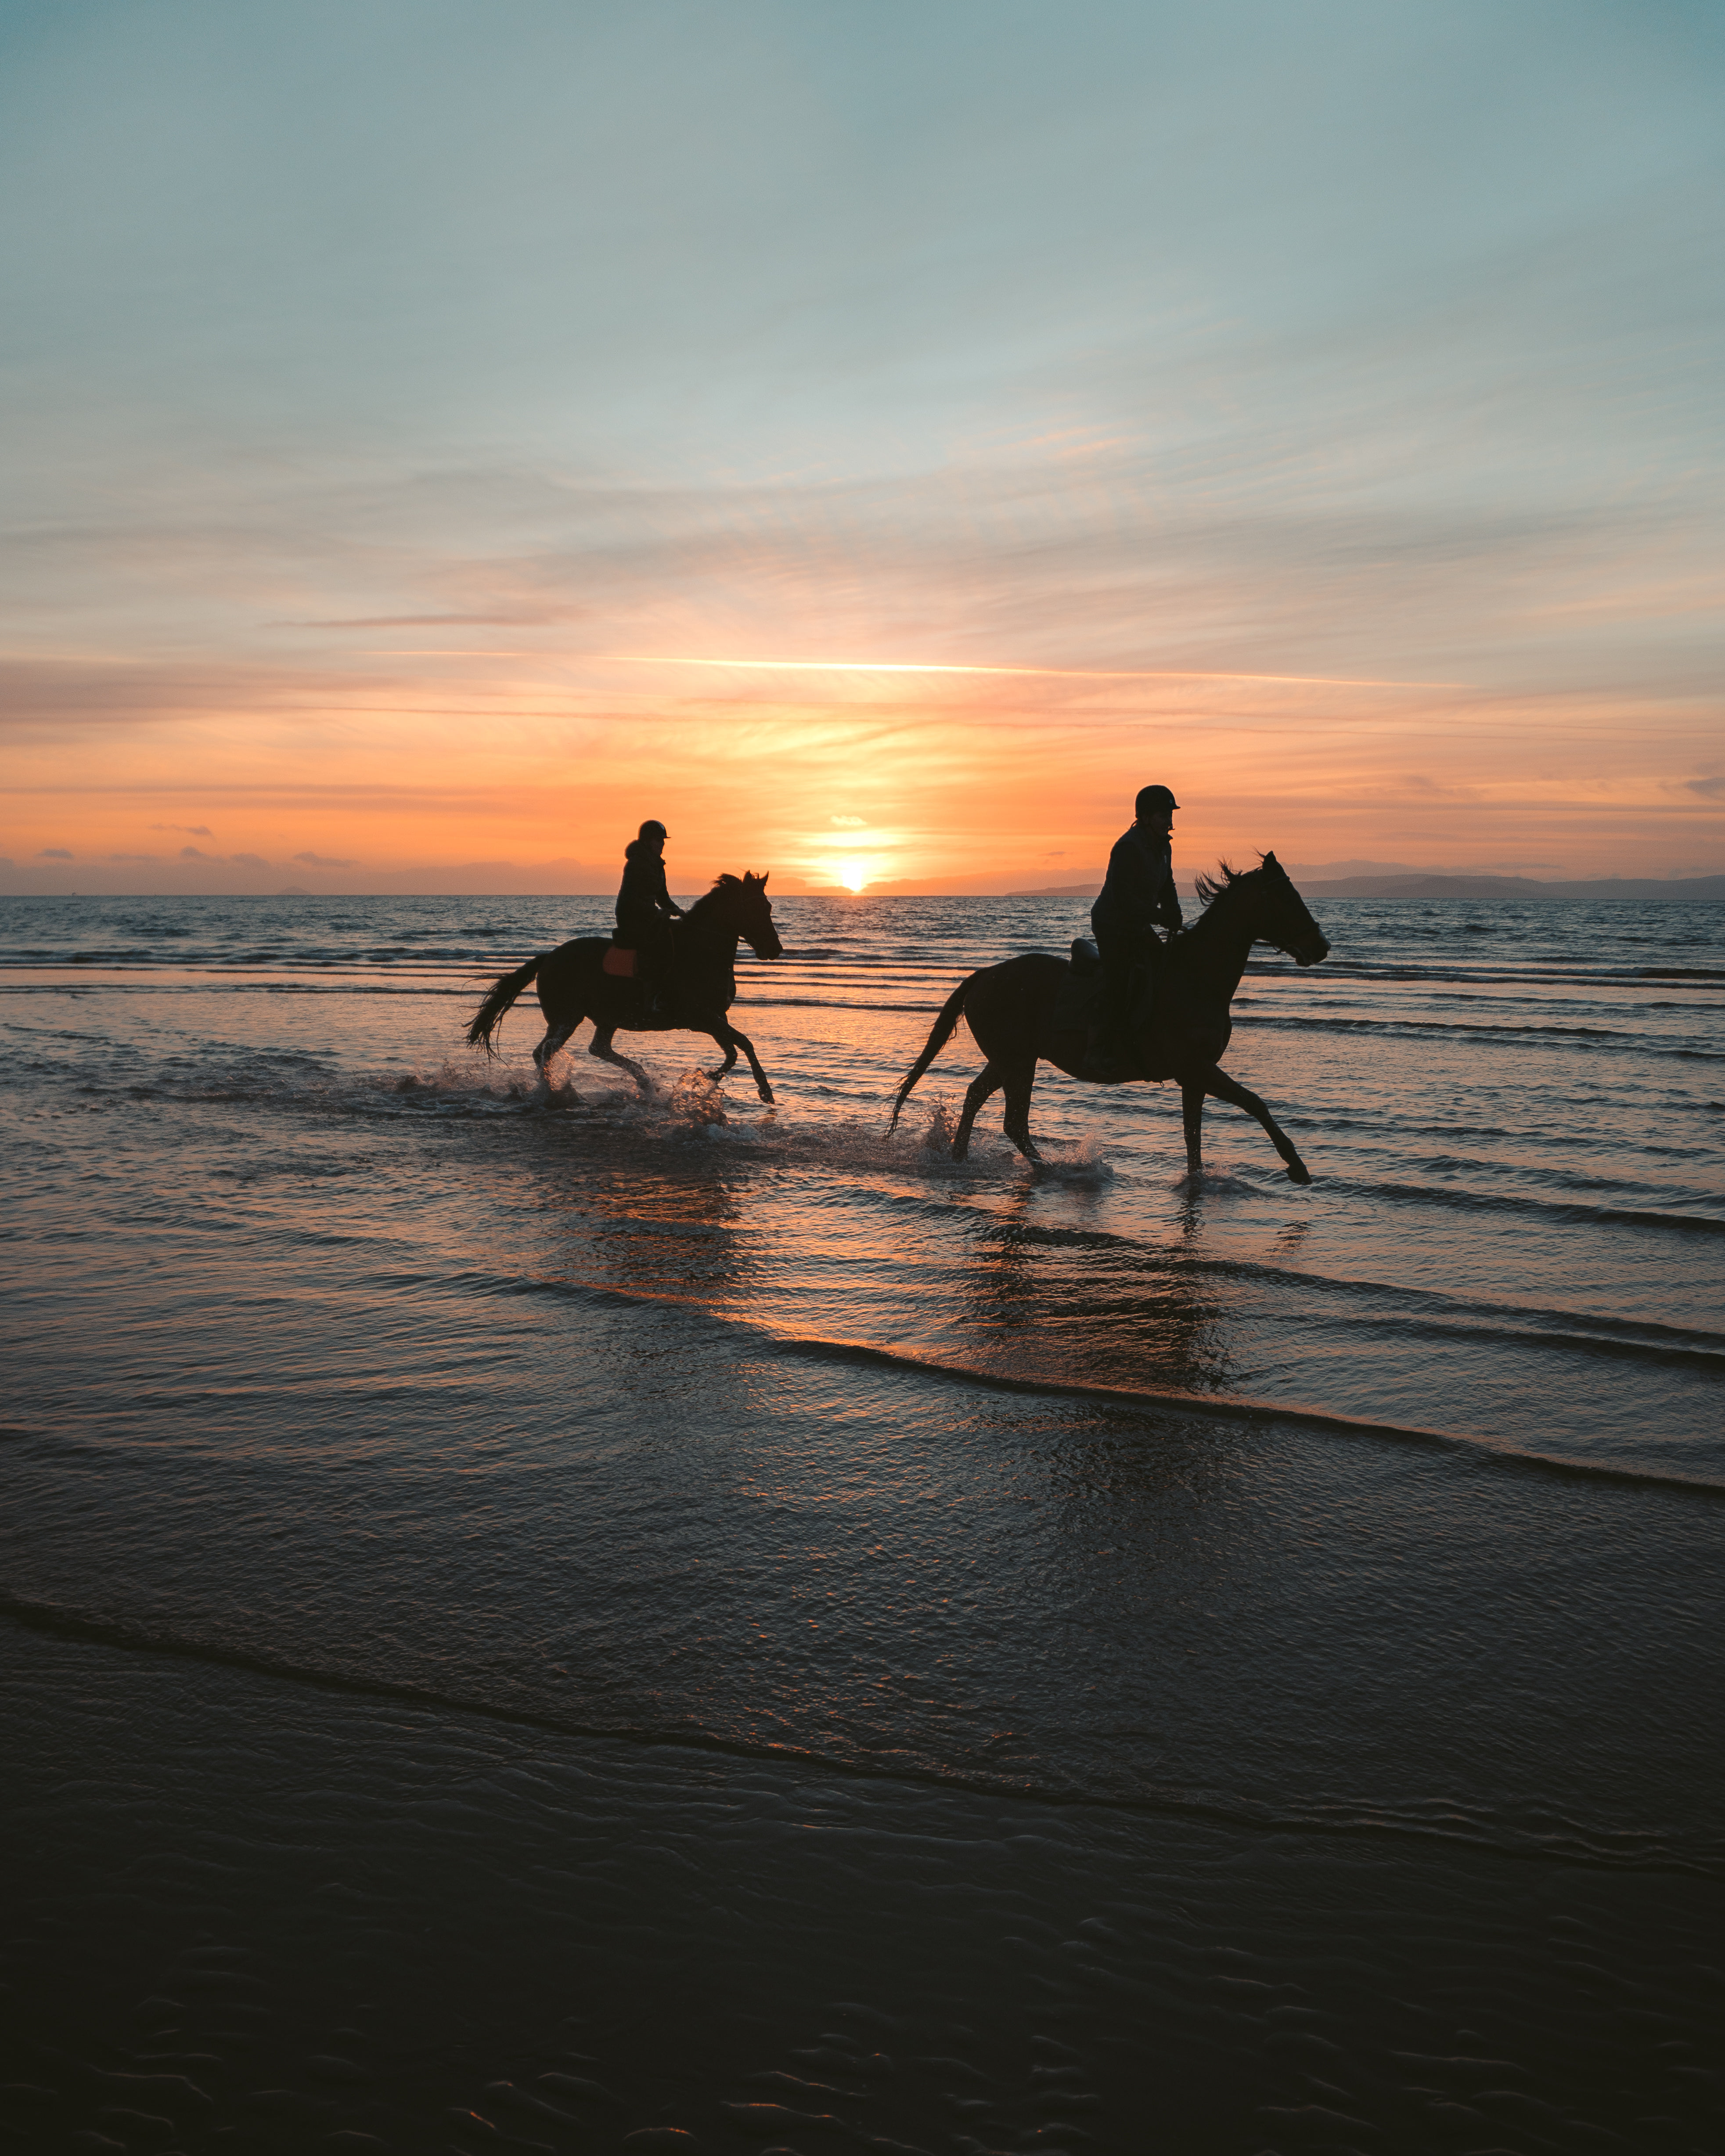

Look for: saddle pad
[601,945,637,977]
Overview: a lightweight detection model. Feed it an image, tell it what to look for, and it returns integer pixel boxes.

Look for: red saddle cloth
[601,944,637,978]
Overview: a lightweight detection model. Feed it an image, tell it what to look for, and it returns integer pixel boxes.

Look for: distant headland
[1008,871,1725,902]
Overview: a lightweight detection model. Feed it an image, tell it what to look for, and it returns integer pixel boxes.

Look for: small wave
[1317,1310,1725,1375]
[455,1270,1725,1498]
[756,1332,1725,1495]
[1364,1179,1725,1237]
[1250,1012,1662,1046]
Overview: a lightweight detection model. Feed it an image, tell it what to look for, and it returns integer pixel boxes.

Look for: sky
[2,0,1721,895]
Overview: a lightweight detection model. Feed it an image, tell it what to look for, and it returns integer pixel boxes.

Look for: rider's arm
[1148,836,1181,931]
[652,860,685,918]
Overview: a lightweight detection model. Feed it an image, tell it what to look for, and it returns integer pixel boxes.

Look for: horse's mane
[1193,853,1284,910]
[686,871,767,913]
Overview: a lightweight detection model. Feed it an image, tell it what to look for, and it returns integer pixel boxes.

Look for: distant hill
[1006,871,1725,903]
[1302,874,1725,902]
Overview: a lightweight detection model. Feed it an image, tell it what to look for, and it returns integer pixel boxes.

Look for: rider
[615,819,685,1013]
[1088,784,1182,1076]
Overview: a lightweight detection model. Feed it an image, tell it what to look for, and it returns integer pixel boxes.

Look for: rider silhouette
[615,820,685,1012]
[1088,784,1182,1076]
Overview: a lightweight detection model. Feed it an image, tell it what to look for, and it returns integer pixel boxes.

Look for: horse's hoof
[757,1086,775,1104]
[1286,1163,1313,1185]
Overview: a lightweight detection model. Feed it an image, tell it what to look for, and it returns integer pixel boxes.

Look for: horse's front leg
[589,1026,654,1098]
[703,1029,741,1085]
[1200,1064,1312,1185]
[1181,1080,1205,1180]
[724,1021,774,1104]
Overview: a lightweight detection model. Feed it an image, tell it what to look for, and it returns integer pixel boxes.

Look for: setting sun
[837,858,880,893]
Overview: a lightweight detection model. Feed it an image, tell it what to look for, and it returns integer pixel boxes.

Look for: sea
[2,889,1721,2154]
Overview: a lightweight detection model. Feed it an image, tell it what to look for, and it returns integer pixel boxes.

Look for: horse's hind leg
[534,1019,579,1076]
[589,1026,654,1097]
[952,1062,1005,1161]
[1001,1060,1042,1163]
[1200,1065,1312,1185]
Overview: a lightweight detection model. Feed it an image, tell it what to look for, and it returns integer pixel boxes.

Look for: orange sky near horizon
[5,643,1718,894]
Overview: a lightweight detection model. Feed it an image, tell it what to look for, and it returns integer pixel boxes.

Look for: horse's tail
[466,955,542,1055]
[889,973,976,1132]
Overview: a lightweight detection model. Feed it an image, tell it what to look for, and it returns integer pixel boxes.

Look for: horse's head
[707,870,783,961]
[1251,853,1329,965]
[1195,854,1329,966]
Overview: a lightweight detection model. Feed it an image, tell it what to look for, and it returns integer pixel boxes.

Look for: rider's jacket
[615,842,685,938]
[1092,824,1182,941]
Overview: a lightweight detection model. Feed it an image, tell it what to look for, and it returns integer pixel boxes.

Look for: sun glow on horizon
[389,653,1469,691]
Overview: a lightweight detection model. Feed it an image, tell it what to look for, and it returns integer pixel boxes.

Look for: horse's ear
[759,871,769,889]
[1263,850,1279,869]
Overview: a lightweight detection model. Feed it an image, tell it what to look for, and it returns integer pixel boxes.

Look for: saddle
[605,913,679,986]
[1048,938,1105,1033]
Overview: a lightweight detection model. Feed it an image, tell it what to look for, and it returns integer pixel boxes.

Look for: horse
[890,854,1330,1181]
[465,871,784,1101]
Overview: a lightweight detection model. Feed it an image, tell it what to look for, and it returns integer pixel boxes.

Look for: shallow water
[3,891,1722,2151]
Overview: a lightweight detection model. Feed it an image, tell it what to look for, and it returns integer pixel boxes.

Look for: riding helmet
[638,819,669,842]
[1134,785,1180,818]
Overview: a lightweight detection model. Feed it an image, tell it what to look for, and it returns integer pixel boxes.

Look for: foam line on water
[470,1272,1725,1498]
[1,1589,1715,1879]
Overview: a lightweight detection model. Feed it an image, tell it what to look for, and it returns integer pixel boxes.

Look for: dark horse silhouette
[890,854,1330,1180]
[466,871,784,1100]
